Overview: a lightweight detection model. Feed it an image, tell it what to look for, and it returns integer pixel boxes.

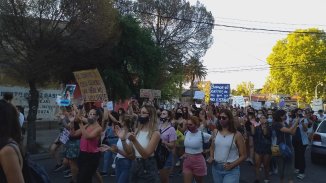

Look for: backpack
[6,142,51,183]
[155,126,171,169]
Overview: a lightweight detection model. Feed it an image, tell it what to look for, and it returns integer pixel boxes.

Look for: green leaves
[263,28,326,102]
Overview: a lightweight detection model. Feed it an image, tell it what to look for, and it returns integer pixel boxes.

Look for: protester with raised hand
[208,109,246,183]
[75,108,103,183]
[273,110,299,183]
[0,99,24,183]
[118,104,161,182]
[100,114,134,183]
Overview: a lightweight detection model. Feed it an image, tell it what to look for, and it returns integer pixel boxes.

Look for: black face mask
[138,116,149,124]
[160,118,168,123]
[175,113,182,119]
[298,114,303,118]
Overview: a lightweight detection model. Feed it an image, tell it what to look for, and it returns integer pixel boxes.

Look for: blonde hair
[136,104,158,138]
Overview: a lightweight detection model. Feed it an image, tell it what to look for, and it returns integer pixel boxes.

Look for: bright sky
[188,0,326,89]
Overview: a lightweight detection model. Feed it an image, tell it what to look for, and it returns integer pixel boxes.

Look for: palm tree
[184,57,207,95]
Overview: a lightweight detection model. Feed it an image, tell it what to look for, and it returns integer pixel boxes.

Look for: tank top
[135,131,152,158]
[80,126,100,153]
[214,132,239,163]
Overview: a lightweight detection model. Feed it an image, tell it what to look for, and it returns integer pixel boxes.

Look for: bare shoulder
[235,131,244,140]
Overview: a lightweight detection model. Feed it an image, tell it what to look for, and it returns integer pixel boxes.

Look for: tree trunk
[26,80,39,153]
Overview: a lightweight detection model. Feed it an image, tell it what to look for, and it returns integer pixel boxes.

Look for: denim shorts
[211,162,240,183]
[163,152,174,169]
[129,157,160,183]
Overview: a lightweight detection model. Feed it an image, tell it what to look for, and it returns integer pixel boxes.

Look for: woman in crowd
[120,104,161,182]
[208,109,246,183]
[273,110,299,183]
[291,108,309,180]
[251,113,272,183]
[0,101,24,183]
[76,108,103,183]
[245,107,256,165]
[101,114,134,183]
[159,109,177,183]
[183,116,211,183]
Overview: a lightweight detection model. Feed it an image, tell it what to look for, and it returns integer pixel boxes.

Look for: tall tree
[184,57,207,94]
[0,0,119,152]
[116,0,214,98]
[232,81,255,96]
[263,28,326,102]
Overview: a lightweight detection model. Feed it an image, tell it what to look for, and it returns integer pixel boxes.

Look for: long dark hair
[0,101,22,147]
[273,110,286,123]
[217,109,237,133]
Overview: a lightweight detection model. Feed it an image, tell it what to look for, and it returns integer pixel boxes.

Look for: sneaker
[100,172,108,177]
[297,174,305,180]
[63,169,71,174]
[175,160,181,167]
[110,171,116,177]
[64,173,72,179]
[53,164,64,172]
[294,169,299,174]
[264,180,271,183]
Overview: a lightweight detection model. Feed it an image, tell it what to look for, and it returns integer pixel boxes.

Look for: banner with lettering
[210,84,230,103]
[0,86,61,120]
[73,69,108,102]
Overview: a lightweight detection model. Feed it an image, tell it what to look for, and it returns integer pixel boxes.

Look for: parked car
[311,120,326,164]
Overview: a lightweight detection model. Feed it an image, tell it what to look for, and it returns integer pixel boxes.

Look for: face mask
[160,117,168,123]
[298,114,303,118]
[219,119,229,128]
[187,125,197,133]
[267,118,273,123]
[175,113,182,119]
[138,116,149,124]
[257,114,262,118]
[87,118,96,124]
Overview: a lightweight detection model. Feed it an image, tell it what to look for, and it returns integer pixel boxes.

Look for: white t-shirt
[116,138,131,158]
[19,112,25,127]
[184,130,211,154]
[134,131,154,158]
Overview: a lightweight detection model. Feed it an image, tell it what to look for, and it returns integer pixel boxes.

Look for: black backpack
[155,126,171,169]
[6,142,51,183]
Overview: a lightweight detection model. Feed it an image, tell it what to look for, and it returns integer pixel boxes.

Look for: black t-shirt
[273,122,292,148]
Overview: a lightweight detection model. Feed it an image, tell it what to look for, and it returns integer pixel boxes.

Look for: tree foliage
[0,0,119,152]
[262,28,326,102]
[232,81,255,96]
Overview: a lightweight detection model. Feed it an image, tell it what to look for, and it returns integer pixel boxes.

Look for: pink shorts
[183,153,207,176]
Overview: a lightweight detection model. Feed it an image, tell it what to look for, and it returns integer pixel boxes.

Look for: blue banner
[210,84,230,102]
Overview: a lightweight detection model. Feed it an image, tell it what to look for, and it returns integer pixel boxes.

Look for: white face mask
[257,114,262,118]
[267,118,273,123]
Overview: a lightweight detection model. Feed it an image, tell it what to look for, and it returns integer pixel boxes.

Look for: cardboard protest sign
[232,96,245,108]
[73,69,108,102]
[140,89,161,99]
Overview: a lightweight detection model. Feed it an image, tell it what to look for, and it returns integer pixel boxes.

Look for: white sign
[59,128,70,144]
[107,101,114,111]
[265,101,272,108]
[0,86,61,121]
[251,101,262,110]
[311,98,323,112]
[194,91,205,100]
[232,96,245,108]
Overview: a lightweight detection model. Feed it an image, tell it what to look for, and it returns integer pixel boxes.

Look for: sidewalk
[23,121,60,160]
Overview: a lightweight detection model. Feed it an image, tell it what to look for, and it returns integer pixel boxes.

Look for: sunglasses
[218,116,228,120]
[89,113,96,116]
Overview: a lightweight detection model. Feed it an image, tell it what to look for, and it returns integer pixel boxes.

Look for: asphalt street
[36,147,326,183]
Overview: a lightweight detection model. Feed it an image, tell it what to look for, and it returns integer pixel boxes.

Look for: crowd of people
[1,91,326,183]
